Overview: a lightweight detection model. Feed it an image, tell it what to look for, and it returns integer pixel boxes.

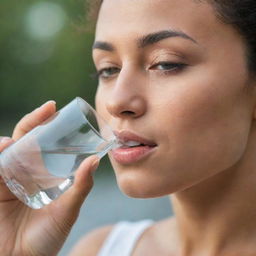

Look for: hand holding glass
[0,98,118,209]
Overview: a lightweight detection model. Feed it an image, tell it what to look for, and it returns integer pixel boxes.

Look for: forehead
[95,0,218,42]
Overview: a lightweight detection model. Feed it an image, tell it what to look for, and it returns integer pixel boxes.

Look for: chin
[115,171,180,199]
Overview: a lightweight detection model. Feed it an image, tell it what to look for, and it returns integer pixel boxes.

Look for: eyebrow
[138,30,198,48]
[92,29,197,52]
[92,41,115,52]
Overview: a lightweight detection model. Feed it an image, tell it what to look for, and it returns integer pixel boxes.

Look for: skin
[2,0,256,255]
[0,102,99,256]
[94,0,256,198]
[88,0,256,255]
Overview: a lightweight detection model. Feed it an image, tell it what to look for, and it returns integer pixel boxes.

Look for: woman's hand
[0,101,99,256]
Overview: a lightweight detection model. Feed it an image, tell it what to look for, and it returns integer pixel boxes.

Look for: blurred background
[0,1,172,255]
[1,0,96,133]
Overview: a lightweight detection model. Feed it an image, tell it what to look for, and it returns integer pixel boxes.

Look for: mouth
[111,131,157,165]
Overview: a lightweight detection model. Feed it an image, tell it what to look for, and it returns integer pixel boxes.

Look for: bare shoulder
[133,217,178,255]
[145,217,177,242]
[68,225,114,256]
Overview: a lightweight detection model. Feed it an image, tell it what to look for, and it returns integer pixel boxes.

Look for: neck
[171,128,256,256]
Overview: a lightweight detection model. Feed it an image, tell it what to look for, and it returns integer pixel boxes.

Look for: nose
[106,69,147,119]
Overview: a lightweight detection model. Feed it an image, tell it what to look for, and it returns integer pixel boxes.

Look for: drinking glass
[0,97,118,209]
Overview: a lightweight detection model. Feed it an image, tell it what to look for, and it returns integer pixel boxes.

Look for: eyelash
[150,62,188,75]
[95,62,187,80]
[96,67,120,80]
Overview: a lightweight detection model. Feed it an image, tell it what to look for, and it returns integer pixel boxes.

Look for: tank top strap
[97,220,154,256]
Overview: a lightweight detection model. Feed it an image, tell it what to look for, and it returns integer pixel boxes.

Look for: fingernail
[38,100,56,109]
[0,137,11,143]
[91,157,100,173]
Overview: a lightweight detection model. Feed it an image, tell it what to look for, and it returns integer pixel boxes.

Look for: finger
[0,137,17,200]
[52,155,100,215]
[72,155,100,197]
[0,137,14,152]
[12,100,56,141]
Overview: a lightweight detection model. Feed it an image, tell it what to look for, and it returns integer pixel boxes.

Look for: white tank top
[97,220,154,256]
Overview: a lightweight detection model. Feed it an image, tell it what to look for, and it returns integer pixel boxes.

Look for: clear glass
[0,97,117,209]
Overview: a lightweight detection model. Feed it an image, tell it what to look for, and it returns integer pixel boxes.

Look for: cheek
[152,70,252,188]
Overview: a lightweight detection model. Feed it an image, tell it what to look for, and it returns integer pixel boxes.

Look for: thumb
[52,155,100,215]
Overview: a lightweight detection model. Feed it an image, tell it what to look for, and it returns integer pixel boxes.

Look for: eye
[96,67,120,80]
[150,62,187,74]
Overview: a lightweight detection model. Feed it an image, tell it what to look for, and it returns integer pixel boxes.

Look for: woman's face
[93,0,256,197]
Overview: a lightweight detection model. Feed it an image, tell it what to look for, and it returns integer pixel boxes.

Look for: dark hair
[87,0,256,73]
[210,0,256,74]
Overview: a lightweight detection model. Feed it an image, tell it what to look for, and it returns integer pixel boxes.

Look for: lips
[111,131,157,165]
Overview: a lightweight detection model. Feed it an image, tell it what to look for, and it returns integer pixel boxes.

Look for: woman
[1,0,256,255]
